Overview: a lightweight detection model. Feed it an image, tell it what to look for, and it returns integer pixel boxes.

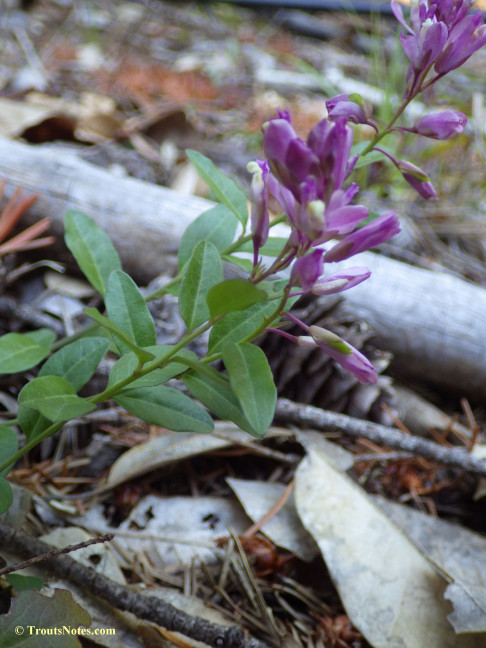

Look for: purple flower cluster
[247,111,401,383]
[391,0,486,94]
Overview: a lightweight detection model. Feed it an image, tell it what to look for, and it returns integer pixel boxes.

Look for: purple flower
[247,160,270,266]
[311,266,371,295]
[326,93,369,125]
[324,211,400,262]
[306,326,378,383]
[391,0,486,90]
[413,110,467,139]
[289,249,324,291]
[398,160,437,200]
[434,12,486,74]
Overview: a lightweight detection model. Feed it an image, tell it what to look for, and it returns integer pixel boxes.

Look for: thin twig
[274,398,486,477]
[0,534,114,577]
[0,523,270,648]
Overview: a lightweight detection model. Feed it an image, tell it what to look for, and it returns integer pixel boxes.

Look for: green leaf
[0,478,13,515]
[222,342,276,437]
[115,386,214,433]
[186,150,248,226]
[25,328,56,347]
[0,427,18,478]
[184,369,258,436]
[65,210,122,296]
[179,240,223,330]
[209,299,279,354]
[105,270,156,354]
[0,588,91,647]
[6,574,44,591]
[207,279,267,318]
[178,205,238,269]
[18,376,96,423]
[0,332,53,375]
[221,255,254,274]
[351,142,390,169]
[108,346,198,389]
[84,308,154,363]
[39,337,110,392]
[17,407,51,444]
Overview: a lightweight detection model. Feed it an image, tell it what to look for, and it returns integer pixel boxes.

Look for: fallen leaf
[227,478,319,561]
[294,449,457,648]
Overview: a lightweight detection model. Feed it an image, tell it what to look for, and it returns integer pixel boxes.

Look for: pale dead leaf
[226,478,319,561]
[294,449,457,648]
[375,496,486,635]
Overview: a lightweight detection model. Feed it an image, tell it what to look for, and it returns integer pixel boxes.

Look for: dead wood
[0,522,270,648]
[275,398,486,476]
[0,137,211,283]
[2,137,486,400]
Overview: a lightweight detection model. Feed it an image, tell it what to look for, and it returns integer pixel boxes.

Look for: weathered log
[0,136,211,283]
[1,136,486,401]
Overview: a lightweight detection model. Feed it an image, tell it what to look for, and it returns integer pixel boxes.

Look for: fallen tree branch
[275,398,486,476]
[0,523,270,648]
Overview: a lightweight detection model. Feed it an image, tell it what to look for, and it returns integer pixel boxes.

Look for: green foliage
[115,386,214,433]
[0,588,91,647]
[18,377,96,422]
[178,204,238,269]
[6,574,44,591]
[0,427,18,512]
[39,338,109,391]
[222,342,276,438]
[186,150,248,226]
[207,279,267,318]
[0,330,55,375]
[105,270,156,353]
[108,346,198,389]
[179,240,223,330]
[64,210,122,296]
[184,368,258,436]
[84,308,154,363]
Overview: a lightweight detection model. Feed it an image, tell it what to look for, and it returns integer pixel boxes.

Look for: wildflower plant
[0,0,485,514]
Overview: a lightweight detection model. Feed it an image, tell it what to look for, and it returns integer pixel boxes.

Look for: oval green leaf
[17,407,52,443]
[0,332,53,375]
[186,150,248,226]
[115,385,214,433]
[179,240,223,330]
[0,478,13,515]
[18,376,96,422]
[0,427,18,478]
[105,270,156,353]
[207,279,267,318]
[65,210,122,296]
[178,204,238,270]
[184,369,258,436]
[108,346,198,389]
[84,308,154,363]
[39,337,109,392]
[222,342,276,437]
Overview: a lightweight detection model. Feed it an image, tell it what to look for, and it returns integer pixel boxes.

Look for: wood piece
[0,522,269,648]
[275,398,486,476]
[0,137,211,283]
[2,137,486,400]
[331,251,486,401]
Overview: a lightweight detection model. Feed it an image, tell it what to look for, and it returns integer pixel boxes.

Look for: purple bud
[290,249,324,291]
[247,160,270,266]
[398,160,438,200]
[326,93,369,124]
[309,325,378,383]
[324,212,400,263]
[311,266,371,295]
[414,110,467,139]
